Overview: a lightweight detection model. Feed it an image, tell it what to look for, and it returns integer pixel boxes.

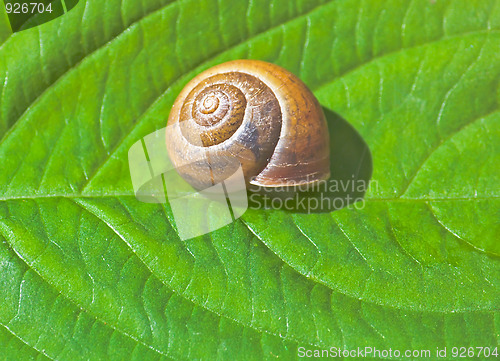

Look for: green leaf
[0,0,498,360]
[0,1,12,43]
[4,0,80,33]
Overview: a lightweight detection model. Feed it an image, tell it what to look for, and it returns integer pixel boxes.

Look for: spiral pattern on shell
[179,72,281,154]
[166,60,330,189]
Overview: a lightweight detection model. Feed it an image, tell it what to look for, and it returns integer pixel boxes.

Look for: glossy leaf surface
[0,0,498,360]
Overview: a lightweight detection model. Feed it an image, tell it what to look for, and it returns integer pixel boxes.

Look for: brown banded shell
[166,59,330,189]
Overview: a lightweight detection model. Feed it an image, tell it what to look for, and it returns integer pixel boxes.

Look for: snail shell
[166,60,330,189]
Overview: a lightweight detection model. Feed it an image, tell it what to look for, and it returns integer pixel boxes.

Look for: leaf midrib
[0,7,497,209]
[1,192,493,358]
[0,194,498,201]
[1,1,498,358]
